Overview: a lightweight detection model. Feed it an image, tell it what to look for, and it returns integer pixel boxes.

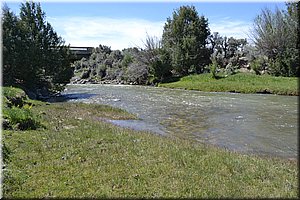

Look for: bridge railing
[70,46,93,60]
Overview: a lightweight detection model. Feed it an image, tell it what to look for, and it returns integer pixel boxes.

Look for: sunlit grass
[159,73,298,95]
[3,101,298,198]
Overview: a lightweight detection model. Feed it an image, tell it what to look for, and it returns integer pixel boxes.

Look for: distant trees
[2,2,73,97]
[209,32,247,71]
[162,5,210,76]
[8,2,295,91]
[72,46,151,85]
[250,2,299,76]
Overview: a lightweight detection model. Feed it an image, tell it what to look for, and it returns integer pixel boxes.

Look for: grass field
[159,73,298,95]
[2,90,298,198]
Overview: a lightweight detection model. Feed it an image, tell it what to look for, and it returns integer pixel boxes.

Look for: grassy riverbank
[159,73,298,95]
[2,87,298,198]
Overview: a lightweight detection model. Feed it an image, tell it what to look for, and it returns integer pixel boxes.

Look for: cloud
[48,16,165,50]
[48,16,252,50]
[209,17,252,40]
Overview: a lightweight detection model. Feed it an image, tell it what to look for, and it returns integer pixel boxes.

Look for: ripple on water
[63,84,298,159]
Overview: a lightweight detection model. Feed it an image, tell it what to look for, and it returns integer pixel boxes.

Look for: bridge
[70,46,93,61]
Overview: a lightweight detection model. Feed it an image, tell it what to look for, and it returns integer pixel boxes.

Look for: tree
[162,5,210,76]
[208,32,248,70]
[2,5,20,86]
[2,2,73,97]
[250,3,299,76]
[142,33,172,83]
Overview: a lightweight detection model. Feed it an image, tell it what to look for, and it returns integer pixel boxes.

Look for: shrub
[250,57,267,75]
[209,59,218,79]
[3,87,27,107]
[225,63,238,75]
[3,106,41,130]
[3,87,25,99]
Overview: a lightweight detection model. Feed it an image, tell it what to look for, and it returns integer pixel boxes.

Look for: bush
[80,69,91,79]
[3,87,25,99]
[250,57,267,75]
[3,87,43,131]
[3,106,41,130]
[209,59,218,79]
[225,63,238,75]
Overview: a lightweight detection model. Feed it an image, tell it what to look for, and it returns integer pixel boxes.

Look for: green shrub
[3,106,41,130]
[250,57,267,75]
[3,87,27,107]
[3,87,25,98]
[209,60,218,79]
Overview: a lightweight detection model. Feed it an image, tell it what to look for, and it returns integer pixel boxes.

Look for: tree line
[2,2,299,97]
[72,3,299,85]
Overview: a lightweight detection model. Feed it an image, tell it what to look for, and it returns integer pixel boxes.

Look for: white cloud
[48,16,252,50]
[209,17,252,40]
[48,16,164,50]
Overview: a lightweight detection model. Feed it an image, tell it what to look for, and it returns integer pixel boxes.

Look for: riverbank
[2,87,298,198]
[159,73,298,96]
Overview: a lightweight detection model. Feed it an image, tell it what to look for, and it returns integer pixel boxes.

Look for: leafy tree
[141,34,172,83]
[2,2,73,97]
[2,5,22,86]
[250,3,299,76]
[208,32,248,71]
[162,5,210,76]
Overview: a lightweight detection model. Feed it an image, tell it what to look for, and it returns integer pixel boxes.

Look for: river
[62,84,298,159]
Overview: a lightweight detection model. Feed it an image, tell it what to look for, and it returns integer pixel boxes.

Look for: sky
[3,0,287,50]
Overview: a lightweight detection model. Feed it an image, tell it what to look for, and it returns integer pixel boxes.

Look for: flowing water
[62,84,298,159]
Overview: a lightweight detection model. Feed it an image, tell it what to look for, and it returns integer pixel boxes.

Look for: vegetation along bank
[2,2,299,98]
[159,72,298,96]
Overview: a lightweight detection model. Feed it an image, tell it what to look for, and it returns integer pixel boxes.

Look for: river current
[62,84,298,159]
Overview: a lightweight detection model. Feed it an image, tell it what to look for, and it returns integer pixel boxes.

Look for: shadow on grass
[160,76,181,84]
[214,75,227,80]
[161,73,229,83]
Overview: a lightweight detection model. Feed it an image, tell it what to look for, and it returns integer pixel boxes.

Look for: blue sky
[3,1,286,50]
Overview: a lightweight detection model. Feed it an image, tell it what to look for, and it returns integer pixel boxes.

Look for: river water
[62,84,298,159]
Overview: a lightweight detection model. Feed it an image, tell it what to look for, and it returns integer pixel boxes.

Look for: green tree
[208,32,248,70]
[142,34,172,83]
[2,5,22,86]
[2,2,73,97]
[162,5,210,76]
[250,3,299,76]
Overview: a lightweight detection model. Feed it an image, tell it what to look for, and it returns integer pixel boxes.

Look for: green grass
[159,73,299,95]
[3,101,298,198]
